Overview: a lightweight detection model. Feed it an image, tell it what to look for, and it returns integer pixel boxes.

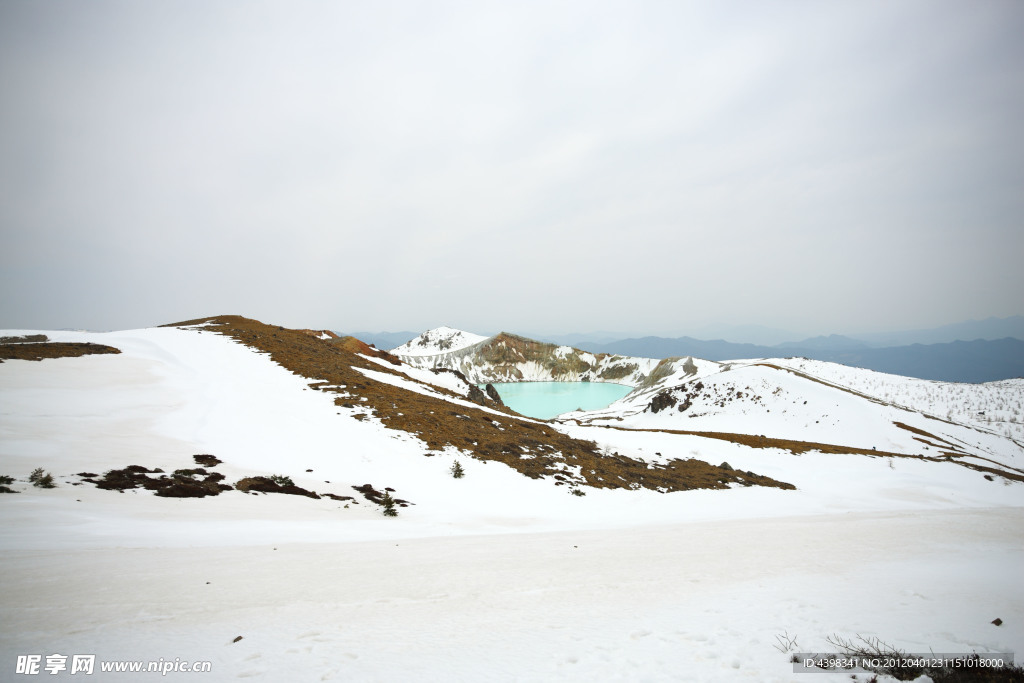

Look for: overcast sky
[1,0,1022,339]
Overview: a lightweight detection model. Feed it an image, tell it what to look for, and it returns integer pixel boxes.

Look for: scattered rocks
[192,454,223,467]
[235,477,320,499]
[649,391,678,414]
[323,493,355,502]
[352,483,411,507]
[93,465,231,497]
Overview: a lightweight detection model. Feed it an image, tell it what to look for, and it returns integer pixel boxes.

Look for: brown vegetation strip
[591,424,1024,483]
[0,342,121,362]
[590,424,908,457]
[892,421,961,451]
[164,315,795,492]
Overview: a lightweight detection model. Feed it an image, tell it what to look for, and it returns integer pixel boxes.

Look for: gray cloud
[1,0,1022,337]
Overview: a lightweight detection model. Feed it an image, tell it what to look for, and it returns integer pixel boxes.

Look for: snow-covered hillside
[2,317,1023,681]
[565,357,1024,484]
[769,357,1024,442]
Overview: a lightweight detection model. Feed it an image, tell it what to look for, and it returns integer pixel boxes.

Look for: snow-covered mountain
[390,326,488,356]
[3,316,1023,681]
[393,329,668,385]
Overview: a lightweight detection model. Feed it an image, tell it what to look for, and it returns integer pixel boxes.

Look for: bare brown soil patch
[164,315,795,493]
[93,465,232,498]
[352,483,412,507]
[0,342,121,362]
[0,334,49,344]
[235,476,320,499]
[893,421,960,450]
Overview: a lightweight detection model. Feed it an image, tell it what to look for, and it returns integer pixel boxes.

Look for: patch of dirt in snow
[0,341,121,362]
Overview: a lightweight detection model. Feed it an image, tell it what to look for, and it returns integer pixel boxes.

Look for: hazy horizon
[342,313,1024,348]
[2,1,1022,336]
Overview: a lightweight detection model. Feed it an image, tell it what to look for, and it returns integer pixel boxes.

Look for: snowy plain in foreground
[1,325,1021,681]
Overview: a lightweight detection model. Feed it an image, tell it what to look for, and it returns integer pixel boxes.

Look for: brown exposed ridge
[297,328,339,340]
[473,332,618,381]
[164,315,794,493]
[0,342,121,362]
[893,421,962,451]
[330,335,402,365]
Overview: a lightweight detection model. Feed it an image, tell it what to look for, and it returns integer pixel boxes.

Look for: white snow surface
[2,325,1022,681]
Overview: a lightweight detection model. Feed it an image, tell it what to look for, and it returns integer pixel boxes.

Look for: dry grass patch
[0,342,121,362]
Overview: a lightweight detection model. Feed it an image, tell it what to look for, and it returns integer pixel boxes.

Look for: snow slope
[2,322,1023,681]
[562,357,1024,480]
[768,357,1024,442]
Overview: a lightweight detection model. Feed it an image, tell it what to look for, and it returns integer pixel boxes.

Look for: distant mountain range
[572,337,1024,383]
[851,316,1024,347]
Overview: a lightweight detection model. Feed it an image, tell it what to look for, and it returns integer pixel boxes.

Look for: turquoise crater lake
[485,381,633,420]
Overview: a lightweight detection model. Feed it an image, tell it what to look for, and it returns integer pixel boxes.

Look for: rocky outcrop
[484,383,504,406]
[649,391,678,414]
[235,476,320,499]
[395,331,658,388]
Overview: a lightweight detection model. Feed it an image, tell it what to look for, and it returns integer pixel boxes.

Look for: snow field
[2,325,1023,681]
[2,509,1020,681]
[769,358,1024,443]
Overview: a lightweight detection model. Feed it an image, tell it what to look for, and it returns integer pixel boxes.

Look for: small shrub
[450,460,465,479]
[268,474,294,487]
[381,491,398,517]
[29,468,56,488]
[0,475,13,485]
[823,633,1024,681]
[773,631,799,654]
[570,488,586,497]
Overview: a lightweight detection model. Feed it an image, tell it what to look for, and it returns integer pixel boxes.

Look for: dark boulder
[467,384,488,406]
[649,391,678,414]
[484,383,504,406]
